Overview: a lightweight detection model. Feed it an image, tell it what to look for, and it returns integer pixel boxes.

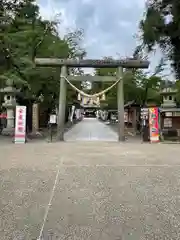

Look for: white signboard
[124,111,128,122]
[75,109,81,120]
[14,106,26,143]
[70,105,75,122]
[141,108,149,119]
[49,114,56,124]
[165,112,172,117]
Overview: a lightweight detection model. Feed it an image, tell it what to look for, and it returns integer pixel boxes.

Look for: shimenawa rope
[62,76,121,98]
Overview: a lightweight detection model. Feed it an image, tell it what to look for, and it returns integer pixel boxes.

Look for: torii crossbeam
[35,58,149,141]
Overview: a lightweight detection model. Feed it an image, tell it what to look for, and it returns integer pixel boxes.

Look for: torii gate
[35,58,149,141]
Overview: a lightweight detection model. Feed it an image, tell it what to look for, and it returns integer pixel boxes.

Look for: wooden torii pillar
[35,58,149,141]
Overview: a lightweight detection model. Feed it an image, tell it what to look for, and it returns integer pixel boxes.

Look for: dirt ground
[1,141,180,239]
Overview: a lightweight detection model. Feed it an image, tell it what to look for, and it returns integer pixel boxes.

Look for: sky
[36,0,173,78]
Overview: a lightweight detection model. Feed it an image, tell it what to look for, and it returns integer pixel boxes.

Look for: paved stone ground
[65,118,118,141]
[108,122,141,142]
[1,119,180,239]
[0,121,78,144]
[1,141,180,240]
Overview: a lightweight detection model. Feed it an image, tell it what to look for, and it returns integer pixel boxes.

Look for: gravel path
[1,141,180,239]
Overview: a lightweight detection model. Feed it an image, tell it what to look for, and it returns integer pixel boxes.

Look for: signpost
[48,114,57,142]
[14,106,26,143]
[49,114,57,124]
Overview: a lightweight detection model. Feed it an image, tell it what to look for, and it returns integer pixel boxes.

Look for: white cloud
[37,0,145,56]
[118,21,132,27]
[36,0,174,78]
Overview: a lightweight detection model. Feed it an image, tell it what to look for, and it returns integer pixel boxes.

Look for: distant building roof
[159,108,180,112]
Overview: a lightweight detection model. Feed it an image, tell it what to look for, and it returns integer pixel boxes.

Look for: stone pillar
[117,67,125,141]
[132,107,137,135]
[32,103,39,133]
[57,66,67,141]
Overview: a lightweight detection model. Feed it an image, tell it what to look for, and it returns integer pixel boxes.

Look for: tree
[139,0,180,78]
[0,0,86,112]
[92,56,163,108]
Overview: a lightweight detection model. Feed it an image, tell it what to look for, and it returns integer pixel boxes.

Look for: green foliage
[0,0,172,113]
[140,0,180,78]
[175,80,180,103]
[0,0,85,111]
[93,57,164,108]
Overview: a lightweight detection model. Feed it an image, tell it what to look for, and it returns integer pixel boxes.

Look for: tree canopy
[92,57,164,109]
[139,0,180,79]
[0,0,85,110]
[0,0,178,113]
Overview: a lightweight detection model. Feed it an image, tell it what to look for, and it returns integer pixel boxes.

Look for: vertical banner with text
[15,106,27,143]
[149,107,159,142]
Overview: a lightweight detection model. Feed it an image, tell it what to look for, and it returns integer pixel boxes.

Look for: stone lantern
[160,87,177,108]
[0,79,20,136]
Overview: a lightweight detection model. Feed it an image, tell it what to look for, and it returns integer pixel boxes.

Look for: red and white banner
[149,107,159,143]
[14,106,26,143]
